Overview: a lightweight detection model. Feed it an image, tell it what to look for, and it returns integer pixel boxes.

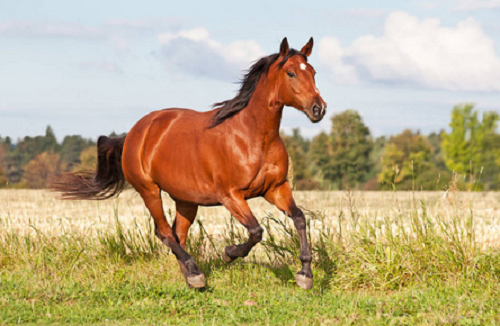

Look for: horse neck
[233,77,284,142]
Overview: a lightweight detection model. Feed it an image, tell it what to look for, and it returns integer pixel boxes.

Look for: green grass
[1,189,500,325]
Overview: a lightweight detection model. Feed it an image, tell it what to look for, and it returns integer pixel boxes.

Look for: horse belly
[149,145,219,205]
[151,157,219,205]
[162,176,219,205]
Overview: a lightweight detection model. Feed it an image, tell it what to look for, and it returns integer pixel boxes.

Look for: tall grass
[98,200,162,261]
[1,185,499,292]
[255,177,500,293]
[1,183,500,324]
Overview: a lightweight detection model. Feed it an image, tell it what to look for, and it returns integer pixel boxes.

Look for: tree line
[1,103,499,190]
[0,128,125,189]
[284,103,499,191]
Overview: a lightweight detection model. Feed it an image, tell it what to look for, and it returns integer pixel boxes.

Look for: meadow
[1,186,500,325]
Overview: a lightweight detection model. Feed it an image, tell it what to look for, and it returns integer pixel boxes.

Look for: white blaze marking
[300,63,306,71]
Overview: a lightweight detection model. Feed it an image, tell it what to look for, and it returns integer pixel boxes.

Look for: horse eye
[287,72,296,78]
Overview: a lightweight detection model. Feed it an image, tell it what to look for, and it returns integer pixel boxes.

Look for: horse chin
[305,112,324,123]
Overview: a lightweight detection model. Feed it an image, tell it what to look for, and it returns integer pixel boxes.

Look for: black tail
[49,136,127,200]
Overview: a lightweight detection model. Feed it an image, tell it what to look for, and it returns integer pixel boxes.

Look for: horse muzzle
[306,102,327,123]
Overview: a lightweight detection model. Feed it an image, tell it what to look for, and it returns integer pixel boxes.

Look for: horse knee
[154,227,164,240]
[249,225,263,243]
[155,227,177,246]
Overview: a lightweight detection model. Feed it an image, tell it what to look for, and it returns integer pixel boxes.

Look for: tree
[282,129,308,181]
[442,104,479,176]
[14,126,60,166]
[442,104,500,189]
[377,130,443,190]
[281,129,320,190]
[309,132,330,177]
[2,149,23,184]
[0,141,4,167]
[3,136,11,148]
[0,144,6,187]
[43,125,60,153]
[71,146,97,171]
[109,131,127,138]
[23,152,63,189]
[427,130,448,171]
[479,111,500,189]
[364,136,388,190]
[0,167,6,187]
[0,127,60,185]
[327,110,373,189]
[60,135,95,170]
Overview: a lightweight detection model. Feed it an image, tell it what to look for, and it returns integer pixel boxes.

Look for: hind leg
[172,201,198,249]
[172,201,199,284]
[138,186,205,288]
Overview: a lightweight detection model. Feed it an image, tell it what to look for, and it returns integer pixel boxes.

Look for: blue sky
[1,0,499,140]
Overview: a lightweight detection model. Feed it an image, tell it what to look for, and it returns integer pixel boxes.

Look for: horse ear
[301,37,314,57]
[279,37,289,56]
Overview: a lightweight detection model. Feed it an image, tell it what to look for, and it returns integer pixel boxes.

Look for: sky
[1,0,499,141]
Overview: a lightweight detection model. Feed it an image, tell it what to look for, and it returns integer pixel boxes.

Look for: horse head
[272,37,327,123]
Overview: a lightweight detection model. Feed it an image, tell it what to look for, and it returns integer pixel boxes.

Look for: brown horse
[50,37,327,289]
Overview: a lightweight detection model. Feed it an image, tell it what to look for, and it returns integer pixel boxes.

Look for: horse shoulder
[268,137,289,167]
[261,137,289,187]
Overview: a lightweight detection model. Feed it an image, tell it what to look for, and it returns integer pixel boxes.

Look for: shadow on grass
[266,263,295,283]
[194,252,310,288]
[190,249,296,287]
[313,242,338,290]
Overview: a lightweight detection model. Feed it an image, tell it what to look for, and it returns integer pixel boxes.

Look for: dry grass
[1,189,499,248]
[2,189,500,325]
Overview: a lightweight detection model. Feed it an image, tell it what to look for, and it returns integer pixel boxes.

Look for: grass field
[1,188,500,325]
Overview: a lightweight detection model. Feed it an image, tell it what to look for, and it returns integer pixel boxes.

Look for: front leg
[220,190,263,262]
[265,182,313,289]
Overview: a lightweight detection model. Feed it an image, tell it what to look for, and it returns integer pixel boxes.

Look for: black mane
[209,49,307,128]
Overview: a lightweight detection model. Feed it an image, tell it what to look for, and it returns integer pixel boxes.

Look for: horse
[50,37,327,289]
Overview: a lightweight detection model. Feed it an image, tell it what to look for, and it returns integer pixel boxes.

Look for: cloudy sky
[1,0,499,140]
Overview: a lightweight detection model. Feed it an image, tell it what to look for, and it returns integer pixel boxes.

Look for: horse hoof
[187,274,206,289]
[221,251,232,263]
[221,249,234,263]
[295,274,313,290]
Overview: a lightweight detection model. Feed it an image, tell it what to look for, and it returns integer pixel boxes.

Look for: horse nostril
[312,105,321,117]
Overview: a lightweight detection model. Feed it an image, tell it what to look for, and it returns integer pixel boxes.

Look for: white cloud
[157,28,265,79]
[223,40,264,66]
[158,28,211,43]
[0,20,265,80]
[453,0,500,10]
[318,11,500,92]
[317,37,358,84]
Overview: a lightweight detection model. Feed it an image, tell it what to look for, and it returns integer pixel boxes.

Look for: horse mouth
[306,104,325,123]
